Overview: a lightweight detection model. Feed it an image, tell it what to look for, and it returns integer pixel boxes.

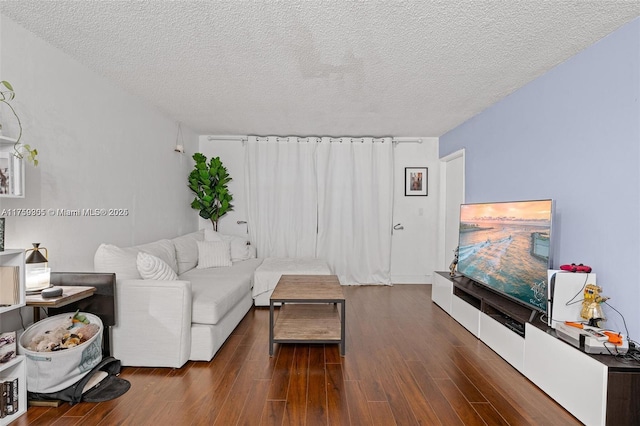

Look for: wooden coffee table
[269,274,346,356]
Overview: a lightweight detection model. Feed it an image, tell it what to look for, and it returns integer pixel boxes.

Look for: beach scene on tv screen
[457,200,551,312]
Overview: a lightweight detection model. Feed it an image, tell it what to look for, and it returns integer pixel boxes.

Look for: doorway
[436,149,465,271]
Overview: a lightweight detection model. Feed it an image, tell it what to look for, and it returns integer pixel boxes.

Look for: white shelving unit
[0,249,27,425]
[0,136,24,198]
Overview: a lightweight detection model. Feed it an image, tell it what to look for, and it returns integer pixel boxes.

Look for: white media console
[432,271,640,426]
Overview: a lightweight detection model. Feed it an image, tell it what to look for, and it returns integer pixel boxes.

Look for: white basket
[18,312,103,393]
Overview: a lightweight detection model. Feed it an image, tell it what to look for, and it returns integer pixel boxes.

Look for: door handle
[393,223,404,230]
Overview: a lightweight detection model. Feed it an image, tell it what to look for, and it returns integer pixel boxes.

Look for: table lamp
[25,243,51,292]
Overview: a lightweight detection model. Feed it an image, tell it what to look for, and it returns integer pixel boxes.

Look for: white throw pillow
[135,239,178,274]
[196,240,232,268]
[94,239,178,280]
[94,243,142,280]
[204,229,251,261]
[203,228,223,242]
[136,252,178,280]
[172,230,205,274]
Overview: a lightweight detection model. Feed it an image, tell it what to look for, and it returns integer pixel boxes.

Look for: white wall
[199,136,440,284]
[0,15,199,272]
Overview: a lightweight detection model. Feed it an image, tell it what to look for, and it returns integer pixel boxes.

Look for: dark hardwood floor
[17,285,580,425]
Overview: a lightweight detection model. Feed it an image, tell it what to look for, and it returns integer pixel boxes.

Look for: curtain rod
[392,138,423,144]
[206,135,422,144]
[207,135,247,141]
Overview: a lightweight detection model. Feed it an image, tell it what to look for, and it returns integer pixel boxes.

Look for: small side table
[26,286,96,322]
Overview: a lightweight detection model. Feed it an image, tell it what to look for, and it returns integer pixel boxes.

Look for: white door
[437,149,465,271]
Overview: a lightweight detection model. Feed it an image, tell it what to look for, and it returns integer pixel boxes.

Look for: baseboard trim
[391,274,431,284]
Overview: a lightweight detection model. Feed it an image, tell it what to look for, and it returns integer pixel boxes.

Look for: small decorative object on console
[580,284,608,327]
[556,321,628,354]
[560,263,592,273]
[449,246,459,277]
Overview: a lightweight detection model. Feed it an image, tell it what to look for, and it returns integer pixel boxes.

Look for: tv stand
[449,274,538,337]
[432,271,640,425]
[504,318,525,336]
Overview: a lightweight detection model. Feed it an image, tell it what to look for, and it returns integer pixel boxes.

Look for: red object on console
[560,263,592,273]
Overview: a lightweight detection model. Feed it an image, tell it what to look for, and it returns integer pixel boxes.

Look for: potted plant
[188,153,233,231]
[0,80,38,165]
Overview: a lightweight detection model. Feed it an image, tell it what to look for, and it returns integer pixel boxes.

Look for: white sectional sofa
[252,257,332,306]
[94,229,262,368]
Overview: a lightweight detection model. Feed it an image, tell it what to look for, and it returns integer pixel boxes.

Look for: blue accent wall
[440,18,640,338]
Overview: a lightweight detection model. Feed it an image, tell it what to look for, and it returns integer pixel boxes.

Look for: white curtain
[316,137,394,284]
[245,136,394,285]
[244,136,318,258]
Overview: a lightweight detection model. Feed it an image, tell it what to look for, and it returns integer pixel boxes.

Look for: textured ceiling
[0,1,638,137]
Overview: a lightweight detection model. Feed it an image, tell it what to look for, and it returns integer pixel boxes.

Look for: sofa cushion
[181,258,263,324]
[171,230,204,275]
[204,229,252,261]
[196,240,232,269]
[137,252,178,281]
[94,239,178,279]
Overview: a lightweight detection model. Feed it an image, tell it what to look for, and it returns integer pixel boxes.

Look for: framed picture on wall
[405,167,428,196]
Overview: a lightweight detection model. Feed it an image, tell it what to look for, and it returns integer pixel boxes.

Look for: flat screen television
[456,199,554,314]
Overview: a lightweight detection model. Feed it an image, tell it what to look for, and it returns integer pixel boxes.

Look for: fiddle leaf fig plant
[188,153,234,231]
[0,80,38,166]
